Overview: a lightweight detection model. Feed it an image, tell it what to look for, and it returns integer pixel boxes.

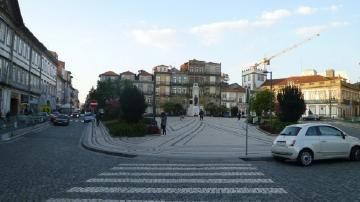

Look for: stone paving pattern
[85,117,275,158]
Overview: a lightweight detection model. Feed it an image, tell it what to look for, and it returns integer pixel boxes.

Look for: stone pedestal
[187,83,201,116]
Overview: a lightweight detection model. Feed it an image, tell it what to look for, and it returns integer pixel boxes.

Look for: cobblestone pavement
[1,118,360,201]
[87,117,275,158]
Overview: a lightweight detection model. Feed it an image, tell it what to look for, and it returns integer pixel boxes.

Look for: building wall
[0,10,58,116]
[242,67,267,90]
[262,78,360,118]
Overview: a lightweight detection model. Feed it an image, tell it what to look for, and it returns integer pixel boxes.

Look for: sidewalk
[81,117,275,159]
[0,121,50,142]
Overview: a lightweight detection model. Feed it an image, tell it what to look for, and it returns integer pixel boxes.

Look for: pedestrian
[199,110,204,121]
[237,111,241,120]
[160,112,167,135]
[96,111,100,126]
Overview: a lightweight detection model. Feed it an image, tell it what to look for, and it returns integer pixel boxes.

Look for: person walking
[160,112,167,135]
[96,111,101,126]
[199,110,204,121]
[237,111,241,120]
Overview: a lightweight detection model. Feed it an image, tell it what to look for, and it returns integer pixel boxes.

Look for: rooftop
[99,71,119,77]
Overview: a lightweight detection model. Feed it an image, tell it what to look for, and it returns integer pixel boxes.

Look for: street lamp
[263,70,273,126]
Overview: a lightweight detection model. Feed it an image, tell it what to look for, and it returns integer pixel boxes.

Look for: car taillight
[289,140,296,146]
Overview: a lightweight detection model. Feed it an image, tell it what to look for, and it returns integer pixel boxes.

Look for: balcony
[221,98,236,102]
[305,99,338,104]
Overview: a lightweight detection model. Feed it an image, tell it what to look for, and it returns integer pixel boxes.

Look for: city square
[1,0,360,201]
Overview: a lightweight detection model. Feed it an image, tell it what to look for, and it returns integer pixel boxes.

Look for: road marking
[110,166,257,171]
[116,163,252,167]
[67,187,287,194]
[99,172,264,176]
[86,178,274,184]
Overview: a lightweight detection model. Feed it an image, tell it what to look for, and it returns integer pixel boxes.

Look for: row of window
[172,76,188,84]
[0,20,12,47]
[243,74,266,82]
[0,19,56,80]
[14,35,31,61]
[171,87,187,95]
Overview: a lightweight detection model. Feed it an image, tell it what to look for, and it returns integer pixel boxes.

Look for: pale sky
[18,1,360,103]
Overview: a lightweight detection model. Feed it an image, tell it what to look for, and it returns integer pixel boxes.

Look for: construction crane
[248,33,320,70]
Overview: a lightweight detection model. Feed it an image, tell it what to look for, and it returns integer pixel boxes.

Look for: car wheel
[297,149,313,166]
[350,146,360,161]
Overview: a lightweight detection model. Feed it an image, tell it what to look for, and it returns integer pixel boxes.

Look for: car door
[303,126,322,159]
[318,126,350,158]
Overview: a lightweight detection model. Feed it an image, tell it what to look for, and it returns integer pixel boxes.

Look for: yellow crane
[248,33,320,70]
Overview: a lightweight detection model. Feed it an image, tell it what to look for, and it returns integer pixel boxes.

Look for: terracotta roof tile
[261,75,340,87]
[99,71,119,77]
[138,70,152,76]
[120,71,135,75]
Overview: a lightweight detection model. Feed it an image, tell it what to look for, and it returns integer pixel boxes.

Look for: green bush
[106,121,146,137]
[260,118,296,134]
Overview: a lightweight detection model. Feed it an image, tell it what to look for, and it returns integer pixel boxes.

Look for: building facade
[98,70,154,114]
[221,83,246,115]
[241,66,267,90]
[180,59,222,107]
[99,71,119,81]
[153,65,171,114]
[261,69,360,118]
[133,70,153,114]
[0,0,58,116]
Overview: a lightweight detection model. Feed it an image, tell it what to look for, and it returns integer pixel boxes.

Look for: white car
[271,123,360,166]
[83,112,95,123]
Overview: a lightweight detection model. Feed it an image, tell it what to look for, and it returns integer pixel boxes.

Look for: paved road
[0,120,126,201]
[1,119,360,201]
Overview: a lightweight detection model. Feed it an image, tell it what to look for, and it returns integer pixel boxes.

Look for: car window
[305,126,319,136]
[318,126,342,136]
[280,126,301,136]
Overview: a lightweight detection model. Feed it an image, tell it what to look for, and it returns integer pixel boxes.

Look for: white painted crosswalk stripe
[116,163,252,167]
[47,163,288,201]
[111,166,257,171]
[67,187,287,194]
[86,178,274,184]
[100,171,264,176]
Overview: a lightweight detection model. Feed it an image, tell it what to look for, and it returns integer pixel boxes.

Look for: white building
[241,66,267,90]
[0,0,57,116]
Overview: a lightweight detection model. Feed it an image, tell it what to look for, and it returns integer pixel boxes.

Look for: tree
[231,106,239,117]
[163,102,184,115]
[205,102,217,116]
[120,86,147,123]
[276,85,306,122]
[250,90,274,117]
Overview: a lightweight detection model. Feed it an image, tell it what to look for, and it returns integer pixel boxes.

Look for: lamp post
[263,70,273,125]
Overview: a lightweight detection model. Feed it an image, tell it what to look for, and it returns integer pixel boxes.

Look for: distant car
[302,114,320,121]
[271,123,360,166]
[50,112,60,122]
[84,112,95,123]
[71,112,80,118]
[53,114,70,126]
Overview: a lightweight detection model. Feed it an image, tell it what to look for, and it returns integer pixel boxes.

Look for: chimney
[326,69,335,78]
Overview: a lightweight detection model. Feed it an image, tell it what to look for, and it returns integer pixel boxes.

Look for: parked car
[271,123,360,166]
[84,112,95,123]
[302,114,320,121]
[53,114,70,126]
[50,111,60,122]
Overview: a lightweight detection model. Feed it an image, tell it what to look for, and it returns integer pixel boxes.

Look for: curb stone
[80,122,137,158]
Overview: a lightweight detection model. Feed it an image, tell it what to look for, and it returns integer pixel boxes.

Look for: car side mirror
[341,133,346,139]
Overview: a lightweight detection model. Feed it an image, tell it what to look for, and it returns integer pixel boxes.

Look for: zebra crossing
[47,163,289,202]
